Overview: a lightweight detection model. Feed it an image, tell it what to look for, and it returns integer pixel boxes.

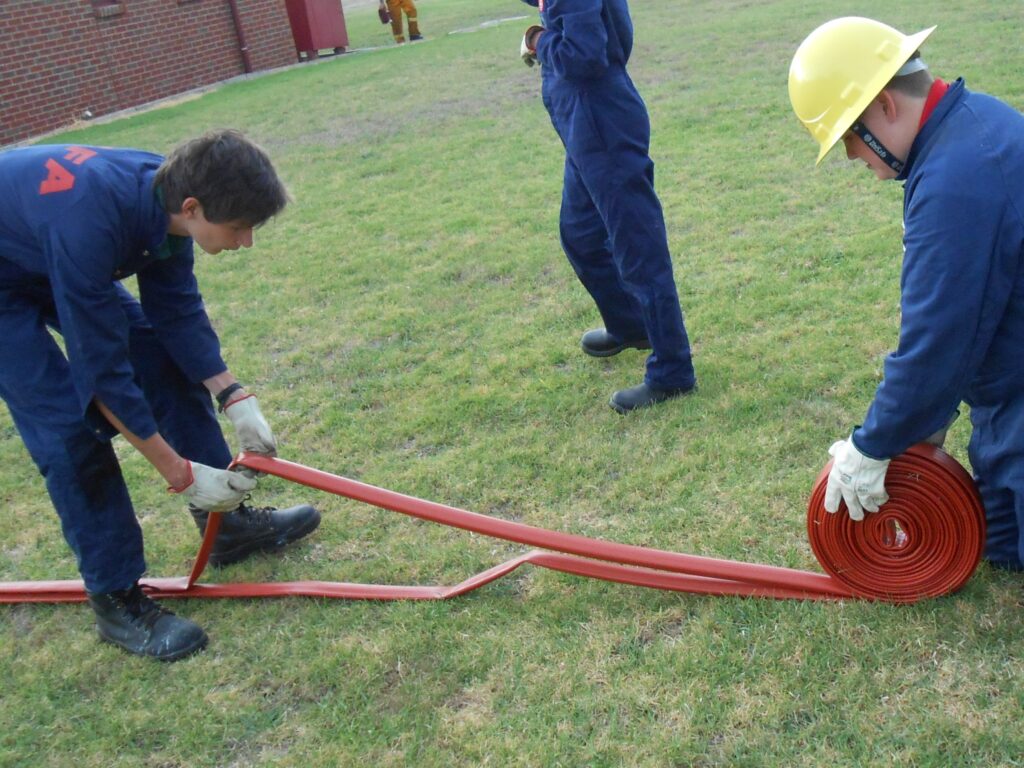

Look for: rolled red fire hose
[807,444,985,602]
[0,444,984,605]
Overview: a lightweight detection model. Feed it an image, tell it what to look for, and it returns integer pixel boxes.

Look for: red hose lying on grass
[0,444,985,606]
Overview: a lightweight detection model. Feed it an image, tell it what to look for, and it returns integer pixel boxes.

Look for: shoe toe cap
[148,616,209,661]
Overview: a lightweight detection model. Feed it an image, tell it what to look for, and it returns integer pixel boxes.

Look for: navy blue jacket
[0,145,226,439]
[854,80,1024,459]
[523,0,632,80]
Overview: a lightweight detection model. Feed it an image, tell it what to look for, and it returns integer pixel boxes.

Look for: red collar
[919,78,949,128]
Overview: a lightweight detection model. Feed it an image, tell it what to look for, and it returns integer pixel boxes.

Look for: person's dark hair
[154,129,289,226]
[885,51,934,97]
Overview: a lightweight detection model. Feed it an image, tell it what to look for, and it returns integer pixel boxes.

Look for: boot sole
[581,341,651,358]
[209,511,321,568]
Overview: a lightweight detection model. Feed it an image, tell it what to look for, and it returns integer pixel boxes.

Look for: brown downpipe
[226,0,254,73]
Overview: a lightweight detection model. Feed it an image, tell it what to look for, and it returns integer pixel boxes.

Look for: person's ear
[180,196,202,218]
[876,90,899,122]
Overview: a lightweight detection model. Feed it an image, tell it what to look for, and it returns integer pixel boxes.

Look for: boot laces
[235,499,275,526]
[119,583,172,631]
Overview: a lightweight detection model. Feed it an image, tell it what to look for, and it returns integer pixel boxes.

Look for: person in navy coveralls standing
[519,0,697,413]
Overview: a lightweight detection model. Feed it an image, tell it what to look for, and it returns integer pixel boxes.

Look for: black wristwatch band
[216,382,245,412]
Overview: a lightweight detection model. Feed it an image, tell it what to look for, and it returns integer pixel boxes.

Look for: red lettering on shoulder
[64,147,98,165]
[39,158,75,195]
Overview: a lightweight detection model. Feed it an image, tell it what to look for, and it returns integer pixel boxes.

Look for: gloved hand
[521,25,543,67]
[224,394,278,455]
[170,461,257,512]
[824,438,891,521]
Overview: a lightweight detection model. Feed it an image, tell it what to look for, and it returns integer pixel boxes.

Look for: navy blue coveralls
[851,80,1024,568]
[523,0,696,390]
[0,145,235,593]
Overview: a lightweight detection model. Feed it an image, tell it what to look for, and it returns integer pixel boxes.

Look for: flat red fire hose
[0,444,985,606]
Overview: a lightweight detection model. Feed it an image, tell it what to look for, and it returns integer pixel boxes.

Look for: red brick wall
[0,0,298,146]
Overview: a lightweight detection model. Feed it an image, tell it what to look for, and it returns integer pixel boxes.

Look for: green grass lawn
[3,0,1024,765]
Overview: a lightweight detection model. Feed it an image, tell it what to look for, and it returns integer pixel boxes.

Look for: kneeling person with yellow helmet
[789,18,1024,569]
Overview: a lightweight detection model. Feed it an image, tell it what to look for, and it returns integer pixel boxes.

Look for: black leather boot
[87,583,207,661]
[580,328,651,358]
[190,502,321,567]
[609,382,696,414]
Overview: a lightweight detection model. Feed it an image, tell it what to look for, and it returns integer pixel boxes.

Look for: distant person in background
[789,17,1024,569]
[0,129,320,661]
[518,0,697,413]
[384,0,423,44]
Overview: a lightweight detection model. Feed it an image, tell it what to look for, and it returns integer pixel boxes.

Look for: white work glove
[224,394,278,455]
[521,25,543,67]
[170,461,257,512]
[824,438,891,521]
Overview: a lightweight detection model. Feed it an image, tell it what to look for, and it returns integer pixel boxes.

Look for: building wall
[0,0,298,146]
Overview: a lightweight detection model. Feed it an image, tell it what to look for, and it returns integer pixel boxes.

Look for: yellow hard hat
[788,17,935,164]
